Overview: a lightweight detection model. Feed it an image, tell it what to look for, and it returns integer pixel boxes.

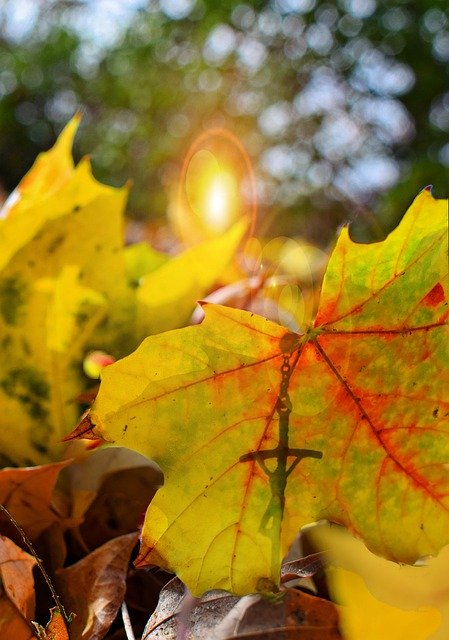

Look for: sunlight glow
[174,127,256,245]
[204,172,235,232]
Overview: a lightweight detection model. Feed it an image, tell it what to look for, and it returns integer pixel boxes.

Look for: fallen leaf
[56,532,138,640]
[78,464,162,550]
[143,578,341,639]
[0,597,37,640]
[0,536,40,639]
[281,553,326,583]
[0,461,70,542]
[0,535,36,620]
[67,446,161,525]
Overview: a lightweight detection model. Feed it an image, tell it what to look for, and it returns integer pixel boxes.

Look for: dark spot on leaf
[32,441,48,455]
[123,425,128,434]
[0,275,27,325]
[27,399,48,420]
[1,335,12,351]
[73,205,80,212]
[0,452,17,467]
[30,420,53,451]
[21,338,31,356]
[433,407,439,418]
[47,234,65,254]
[1,367,50,420]
[74,311,89,327]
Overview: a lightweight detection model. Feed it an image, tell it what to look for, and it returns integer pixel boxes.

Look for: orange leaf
[0,535,37,621]
[33,607,70,640]
[0,461,70,542]
[0,597,37,640]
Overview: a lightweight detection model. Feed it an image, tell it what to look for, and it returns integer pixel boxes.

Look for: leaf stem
[121,601,136,640]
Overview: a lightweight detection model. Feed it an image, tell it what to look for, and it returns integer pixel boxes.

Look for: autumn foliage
[0,119,448,638]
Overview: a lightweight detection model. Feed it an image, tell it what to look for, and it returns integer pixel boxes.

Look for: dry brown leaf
[142,577,239,640]
[67,447,161,551]
[228,589,342,639]
[0,535,37,621]
[0,461,70,542]
[79,465,161,550]
[0,535,39,639]
[56,531,138,640]
[0,597,37,640]
[281,552,327,583]
[142,578,342,640]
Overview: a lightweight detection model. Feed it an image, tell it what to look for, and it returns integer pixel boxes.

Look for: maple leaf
[68,190,449,596]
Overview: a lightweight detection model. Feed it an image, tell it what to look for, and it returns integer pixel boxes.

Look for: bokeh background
[1,0,448,245]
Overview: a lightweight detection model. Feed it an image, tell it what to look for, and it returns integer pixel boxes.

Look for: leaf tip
[62,412,100,442]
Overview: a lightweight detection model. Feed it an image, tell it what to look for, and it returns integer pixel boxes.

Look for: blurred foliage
[0,0,449,244]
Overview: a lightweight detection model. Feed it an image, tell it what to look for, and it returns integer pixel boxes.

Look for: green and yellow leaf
[0,119,134,464]
[78,190,449,595]
[0,119,245,465]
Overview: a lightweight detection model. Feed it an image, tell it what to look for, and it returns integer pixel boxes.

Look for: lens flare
[172,128,256,245]
[205,171,236,231]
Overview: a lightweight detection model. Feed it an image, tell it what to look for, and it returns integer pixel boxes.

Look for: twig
[121,600,136,640]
